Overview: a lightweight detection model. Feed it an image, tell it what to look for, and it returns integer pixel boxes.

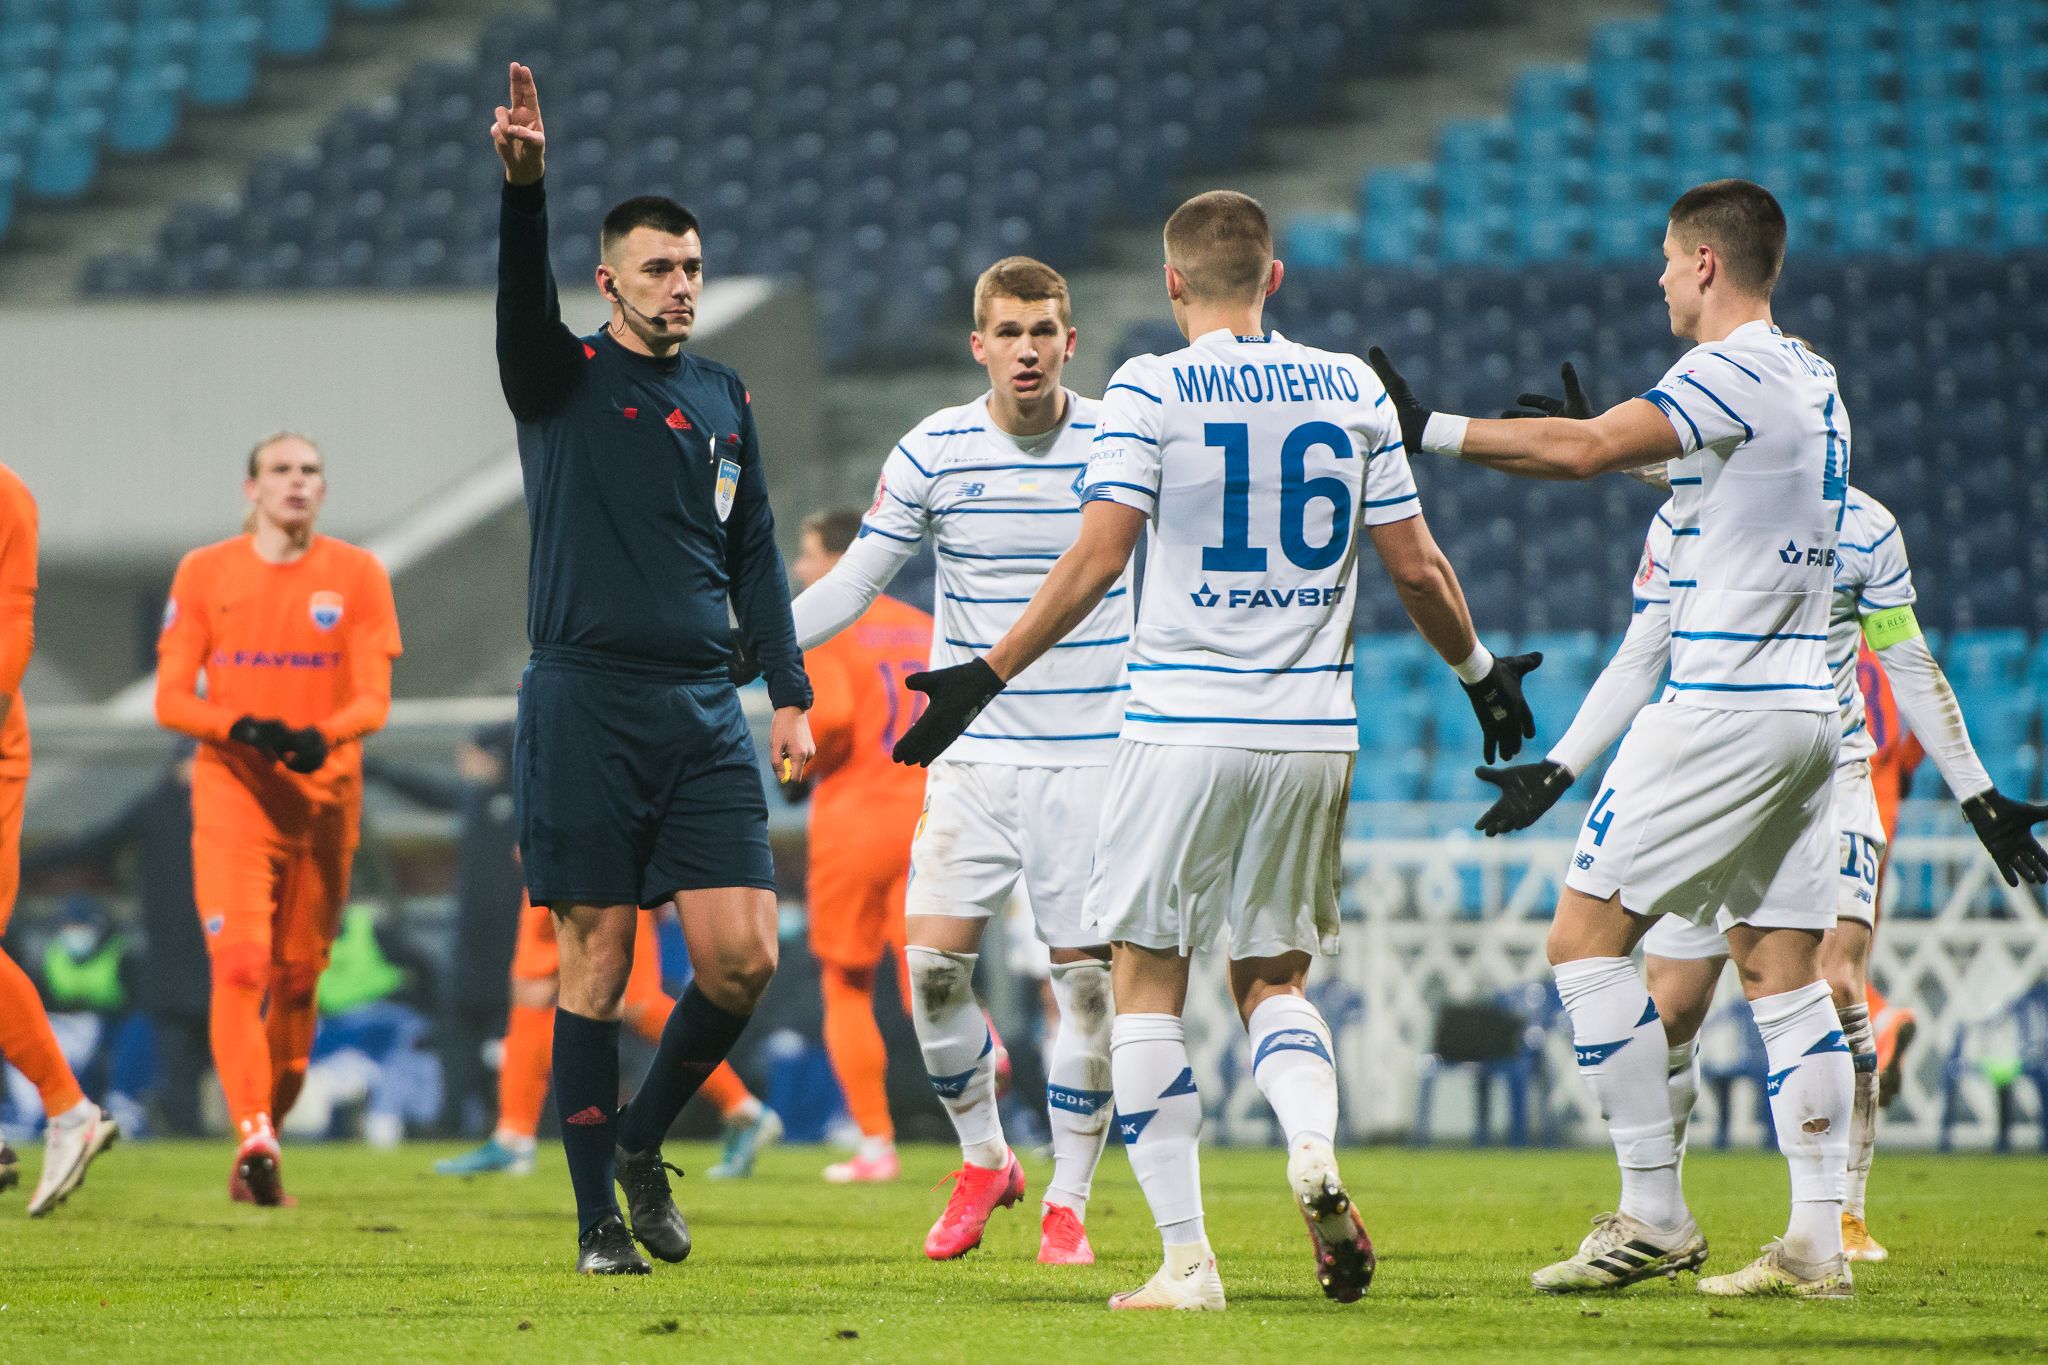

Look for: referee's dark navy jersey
[494,177,810,711]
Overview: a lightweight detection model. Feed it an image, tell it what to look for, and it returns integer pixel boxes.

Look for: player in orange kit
[155,432,402,1205]
[789,508,931,1183]
[436,896,776,1177]
[0,460,119,1216]
[1856,642,1924,1105]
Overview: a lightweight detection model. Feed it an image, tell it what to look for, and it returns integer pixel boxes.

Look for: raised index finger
[510,62,538,112]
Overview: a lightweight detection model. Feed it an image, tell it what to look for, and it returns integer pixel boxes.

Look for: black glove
[228,716,290,761]
[1962,789,2048,887]
[278,726,330,774]
[727,632,761,687]
[1462,651,1542,764]
[1365,346,1431,456]
[1502,362,1593,420]
[891,658,1006,768]
[1474,760,1575,837]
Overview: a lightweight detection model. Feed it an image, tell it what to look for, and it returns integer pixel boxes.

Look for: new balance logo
[564,1105,609,1127]
[1574,852,1595,870]
[1575,1039,1630,1067]
[1766,1065,1797,1097]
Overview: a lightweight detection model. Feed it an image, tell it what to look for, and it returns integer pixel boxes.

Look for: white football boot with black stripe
[1532,1210,1708,1293]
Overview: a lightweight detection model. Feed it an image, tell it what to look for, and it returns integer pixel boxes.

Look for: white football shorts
[1640,755,1882,960]
[1565,703,1838,934]
[1085,740,1352,959]
[904,759,1108,950]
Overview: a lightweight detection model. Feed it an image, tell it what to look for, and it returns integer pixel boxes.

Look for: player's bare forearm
[985,502,1144,682]
[1369,516,1478,665]
[1455,400,1680,480]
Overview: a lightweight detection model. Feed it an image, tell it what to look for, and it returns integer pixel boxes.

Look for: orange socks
[208,943,275,1137]
[497,1002,555,1139]
[0,947,86,1116]
[1866,983,1888,1017]
[266,960,323,1123]
[821,963,893,1141]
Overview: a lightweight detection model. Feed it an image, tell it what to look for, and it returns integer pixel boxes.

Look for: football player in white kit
[787,258,1125,1266]
[891,191,1539,1310]
[1483,479,2048,1265]
[1371,179,1876,1298]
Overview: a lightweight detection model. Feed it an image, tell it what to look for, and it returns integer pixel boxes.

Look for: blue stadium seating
[63,0,1462,363]
[0,0,390,221]
[1314,0,2048,269]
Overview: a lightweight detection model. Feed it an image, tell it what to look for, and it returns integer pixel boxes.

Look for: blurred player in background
[155,431,401,1206]
[491,62,812,1275]
[0,460,119,1216]
[787,259,1124,1267]
[896,192,1534,1309]
[787,507,930,1184]
[436,898,774,1177]
[1524,484,2045,1265]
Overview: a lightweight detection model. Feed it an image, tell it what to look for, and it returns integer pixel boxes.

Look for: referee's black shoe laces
[614,1146,692,1263]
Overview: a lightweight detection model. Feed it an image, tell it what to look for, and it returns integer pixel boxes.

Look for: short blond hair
[1164,190,1272,303]
[972,256,1071,331]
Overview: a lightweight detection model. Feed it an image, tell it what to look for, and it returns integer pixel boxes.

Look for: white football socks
[906,946,1006,1170]
[1112,1012,1205,1246]
[1247,993,1339,1149]
[1753,980,1853,1264]
[1554,956,1686,1230]
[1666,1037,1701,1163]
[1043,958,1114,1219]
[1837,998,1879,1220]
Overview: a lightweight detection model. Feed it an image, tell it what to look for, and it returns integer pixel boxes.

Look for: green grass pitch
[1,1141,2042,1362]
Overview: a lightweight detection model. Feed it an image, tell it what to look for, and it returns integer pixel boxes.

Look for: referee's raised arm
[492,62,582,422]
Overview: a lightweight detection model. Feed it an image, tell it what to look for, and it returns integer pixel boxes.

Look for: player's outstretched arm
[789,531,917,652]
[891,500,1143,768]
[491,62,582,422]
[1477,601,1672,836]
[1368,349,1679,480]
[1367,514,1539,763]
[1868,606,2048,886]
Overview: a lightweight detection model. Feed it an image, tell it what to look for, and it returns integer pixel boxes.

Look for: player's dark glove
[228,716,290,761]
[1474,760,1574,837]
[278,726,330,774]
[891,658,1005,768]
[1365,346,1432,456]
[1962,789,2048,887]
[727,633,762,687]
[1462,651,1542,764]
[1501,362,1593,420]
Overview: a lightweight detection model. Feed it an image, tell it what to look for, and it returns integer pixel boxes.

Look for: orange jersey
[804,596,932,838]
[0,463,36,781]
[1858,641,1923,844]
[157,534,402,825]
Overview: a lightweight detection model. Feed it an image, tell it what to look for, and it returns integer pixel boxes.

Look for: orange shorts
[808,836,910,969]
[0,769,22,936]
[510,898,668,1005]
[193,800,357,969]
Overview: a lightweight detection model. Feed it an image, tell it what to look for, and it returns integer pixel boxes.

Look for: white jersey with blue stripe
[1080,328,1419,751]
[861,390,1131,766]
[1829,489,1914,764]
[1637,320,1849,714]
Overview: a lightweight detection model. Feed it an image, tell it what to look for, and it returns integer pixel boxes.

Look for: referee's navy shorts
[515,651,773,909]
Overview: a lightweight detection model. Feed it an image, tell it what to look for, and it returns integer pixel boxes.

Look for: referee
[490,61,814,1276]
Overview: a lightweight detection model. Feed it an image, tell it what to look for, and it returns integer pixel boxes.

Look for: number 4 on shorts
[1585,787,1618,846]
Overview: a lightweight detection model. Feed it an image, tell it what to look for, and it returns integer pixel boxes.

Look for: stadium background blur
[0,0,2043,1160]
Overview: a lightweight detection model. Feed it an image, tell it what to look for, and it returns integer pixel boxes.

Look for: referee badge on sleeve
[714,457,741,522]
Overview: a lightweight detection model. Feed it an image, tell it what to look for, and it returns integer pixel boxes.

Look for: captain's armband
[1861,605,1921,650]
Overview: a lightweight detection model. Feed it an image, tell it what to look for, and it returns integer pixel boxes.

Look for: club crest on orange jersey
[310,590,345,631]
